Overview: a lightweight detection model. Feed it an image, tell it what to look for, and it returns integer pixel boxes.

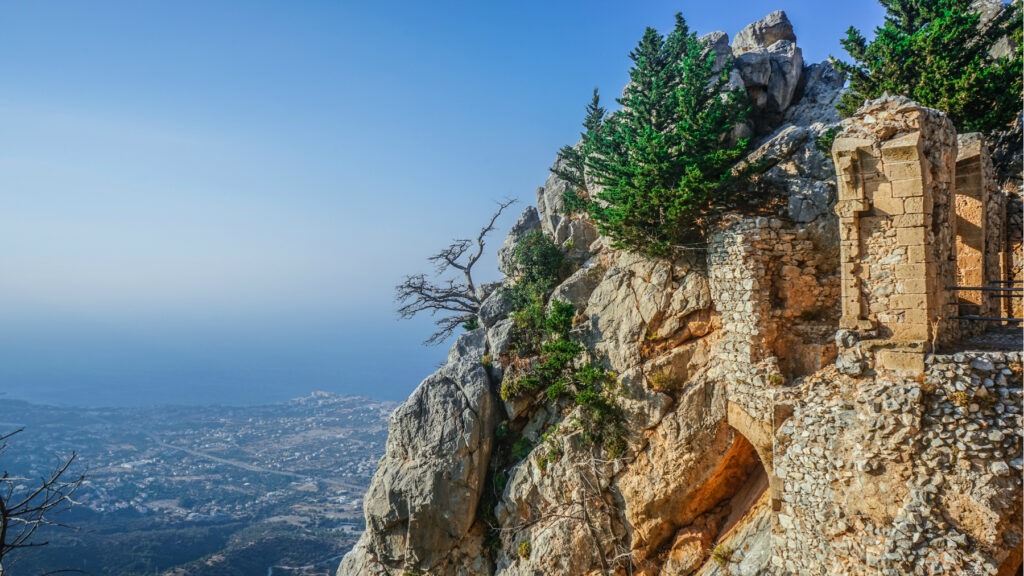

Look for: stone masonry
[955,133,993,318]
[831,96,961,372]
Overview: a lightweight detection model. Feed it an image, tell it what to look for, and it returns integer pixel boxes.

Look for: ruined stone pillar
[831,96,959,370]
[954,133,993,318]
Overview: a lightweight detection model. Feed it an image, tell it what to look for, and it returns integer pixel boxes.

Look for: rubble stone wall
[707,216,839,424]
[772,351,1023,576]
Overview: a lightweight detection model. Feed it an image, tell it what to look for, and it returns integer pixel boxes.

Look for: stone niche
[831,96,960,370]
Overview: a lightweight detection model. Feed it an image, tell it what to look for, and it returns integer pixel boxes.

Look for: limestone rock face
[478,288,513,329]
[537,166,570,242]
[783,61,845,129]
[497,206,540,276]
[701,30,732,74]
[338,12,1023,576]
[731,11,803,131]
[337,330,500,576]
[732,10,796,55]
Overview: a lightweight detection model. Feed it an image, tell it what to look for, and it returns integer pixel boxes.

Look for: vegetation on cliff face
[499,231,626,457]
[835,0,1023,133]
[554,13,749,257]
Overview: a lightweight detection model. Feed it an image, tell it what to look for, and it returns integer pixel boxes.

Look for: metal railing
[947,282,1024,323]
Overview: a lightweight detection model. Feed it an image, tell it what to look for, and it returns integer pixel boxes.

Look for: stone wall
[955,133,993,319]
[832,96,961,371]
[772,351,1023,576]
[986,187,1008,319]
[708,216,839,424]
[1006,193,1023,319]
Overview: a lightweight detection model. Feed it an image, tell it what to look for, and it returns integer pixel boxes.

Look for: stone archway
[726,401,782,510]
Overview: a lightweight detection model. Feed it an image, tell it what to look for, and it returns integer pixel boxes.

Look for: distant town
[0,392,395,576]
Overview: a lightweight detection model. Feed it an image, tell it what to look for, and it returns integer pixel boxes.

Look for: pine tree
[835,0,1022,133]
[584,14,748,257]
[551,88,605,213]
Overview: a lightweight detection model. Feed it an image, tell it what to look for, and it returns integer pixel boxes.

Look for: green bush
[499,374,541,402]
[712,544,734,565]
[814,128,839,156]
[545,300,576,337]
[508,230,565,307]
[510,437,533,462]
[517,541,532,559]
[582,14,749,256]
[834,0,1022,133]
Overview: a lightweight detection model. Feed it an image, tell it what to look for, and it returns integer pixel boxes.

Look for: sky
[0,0,887,406]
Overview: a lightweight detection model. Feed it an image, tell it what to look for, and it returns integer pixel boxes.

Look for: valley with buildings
[0,392,394,576]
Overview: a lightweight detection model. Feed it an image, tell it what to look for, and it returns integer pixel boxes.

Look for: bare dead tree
[396,198,516,345]
[0,429,84,576]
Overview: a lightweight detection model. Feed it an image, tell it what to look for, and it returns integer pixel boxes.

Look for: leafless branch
[0,429,85,575]
[396,199,517,344]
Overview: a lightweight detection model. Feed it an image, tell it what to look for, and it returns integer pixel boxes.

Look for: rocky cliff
[337,11,1023,576]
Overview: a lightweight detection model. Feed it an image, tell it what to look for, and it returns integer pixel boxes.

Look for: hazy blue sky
[0,1,886,406]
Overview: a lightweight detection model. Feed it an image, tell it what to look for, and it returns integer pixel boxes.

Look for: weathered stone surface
[701,30,732,74]
[537,164,571,243]
[486,318,514,361]
[561,217,599,262]
[732,10,796,56]
[765,40,803,113]
[735,49,771,86]
[580,252,712,372]
[479,287,514,328]
[497,206,540,276]
[731,11,802,131]
[337,330,500,575]
[784,61,846,129]
[549,261,604,310]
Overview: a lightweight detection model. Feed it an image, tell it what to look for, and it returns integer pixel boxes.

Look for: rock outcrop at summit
[338,9,1023,576]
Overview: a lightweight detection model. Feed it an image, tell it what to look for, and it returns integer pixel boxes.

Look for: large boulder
[731,11,803,131]
[732,10,795,55]
[336,330,500,576]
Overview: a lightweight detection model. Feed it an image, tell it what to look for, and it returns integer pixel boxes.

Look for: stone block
[892,322,929,341]
[876,349,926,372]
[893,214,927,228]
[905,309,929,324]
[892,294,925,310]
[906,245,928,264]
[896,228,926,246]
[901,278,927,294]
[880,132,922,163]
[840,315,862,330]
[831,137,874,155]
[873,189,905,215]
[892,178,924,198]
[885,161,923,181]
[895,263,926,279]
[904,194,933,214]
[836,199,867,219]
